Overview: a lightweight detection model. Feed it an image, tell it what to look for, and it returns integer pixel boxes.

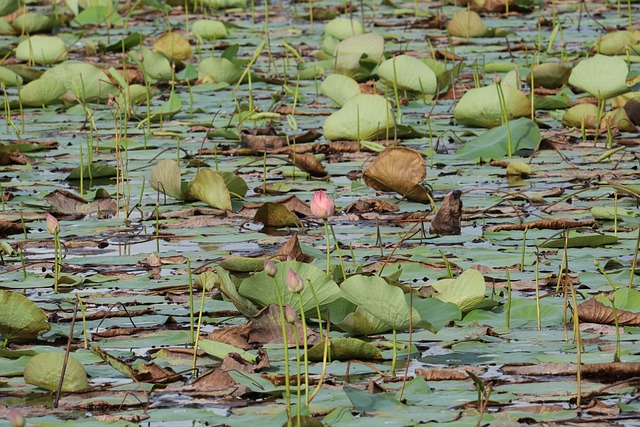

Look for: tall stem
[324,219,331,276]
[298,294,310,406]
[272,277,292,424]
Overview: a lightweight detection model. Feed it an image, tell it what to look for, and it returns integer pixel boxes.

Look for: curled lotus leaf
[323,94,395,141]
[447,10,489,38]
[16,35,67,65]
[154,32,192,61]
[593,30,640,56]
[192,20,228,40]
[0,290,51,342]
[324,17,364,40]
[562,103,600,129]
[455,83,531,128]
[378,55,437,98]
[320,74,361,106]
[527,63,572,89]
[24,352,88,392]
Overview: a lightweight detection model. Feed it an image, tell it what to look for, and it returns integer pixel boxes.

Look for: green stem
[294,320,301,426]
[271,277,292,424]
[324,219,330,276]
[391,328,398,377]
[54,231,60,293]
[298,293,309,406]
[329,223,347,282]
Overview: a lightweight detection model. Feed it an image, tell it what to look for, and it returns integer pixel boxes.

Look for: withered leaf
[502,362,640,380]
[430,190,462,235]
[248,304,320,347]
[0,220,25,237]
[44,189,117,219]
[578,297,640,326]
[344,198,399,214]
[274,233,314,263]
[289,153,327,177]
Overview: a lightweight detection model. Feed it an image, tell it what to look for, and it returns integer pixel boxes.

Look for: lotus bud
[286,269,304,293]
[310,191,335,219]
[494,73,502,84]
[284,304,297,324]
[45,213,60,235]
[264,259,277,277]
[9,409,25,427]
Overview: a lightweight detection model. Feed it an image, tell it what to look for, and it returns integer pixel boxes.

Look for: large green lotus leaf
[454,83,531,128]
[0,290,51,342]
[131,47,172,81]
[150,159,185,200]
[0,18,14,35]
[447,10,489,38]
[254,202,301,228]
[186,169,232,210]
[540,233,618,248]
[333,33,384,80]
[569,54,629,101]
[154,32,192,61]
[324,18,364,40]
[16,35,67,65]
[192,20,228,40]
[216,170,248,198]
[323,94,395,141]
[0,0,19,16]
[340,275,419,330]
[238,260,340,316]
[410,296,461,333]
[199,0,248,9]
[214,266,258,318]
[561,103,600,129]
[307,337,382,362]
[320,74,361,106]
[377,55,437,98]
[343,386,402,414]
[456,117,541,161]
[199,339,256,363]
[527,63,572,89]
[432,268,486,313]
[141,91,182,122]
[66,162,117,180]
[362,146,430,203]
[198,57,244,84]
[19,77,66,107]
[71,5,124,27]
[0,65,22,86]
[41,61,116,102]
[320,35,340,57]
[11,13,56,33]
[337,306,394,335]
[600,288,640,313]
[594,30,640,56]
[24,352,88,392]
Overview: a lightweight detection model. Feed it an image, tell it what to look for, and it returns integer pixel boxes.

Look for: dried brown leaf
[430,190,462,235]
[578,297,640,326]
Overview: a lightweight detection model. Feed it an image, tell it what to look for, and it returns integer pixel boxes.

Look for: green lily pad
[66,162,118,180]
[199,339,256,363]
[594,30,640,56]
[71,5,123,27]
[0,65,23,86]
[540,233,619,248]
[306,337,382,361]
[323,94,395,141]
[218,256,264,272]
[0,0,19,17]
[456,117,541,161]
[591,206,636,221]
[569,54,629,101]
[239,260,340,316]
[42,61,117,103]
[254,202,301,228]
[341,275,419,330]
[333,33,384,80]
[198,57,245,85]
[320,74,361,106]
[11,13,56,33]
[447,10,489,38]
[562,103,600,129]
[16,35,67,65]
[337,306,394,335]
[324,18,364,40]
[378,55,437,98]
[527,63,572,89]
[0,290,51,343]
[214,266,258,318]
[186,169,232,210]
[131,47,172,81]
[432,268,486,313]
[24,352,88,392]
[455,83,531,128]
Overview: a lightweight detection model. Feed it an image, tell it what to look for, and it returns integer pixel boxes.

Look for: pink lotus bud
[9,409,25,427]
[45,213,60,235]
[286,269,304,293]
[264,259,277,277]
[284,304,297,324]
[310,191,335,219]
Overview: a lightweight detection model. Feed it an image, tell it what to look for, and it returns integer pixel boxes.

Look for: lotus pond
[1,0,640,425]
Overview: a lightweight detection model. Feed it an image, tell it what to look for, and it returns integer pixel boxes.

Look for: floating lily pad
[456,117,541,161]
[24,352,88,392]
[540,233,619,248]
[323,94,395,141]
[378,55,437,98]
[0,290,51,342]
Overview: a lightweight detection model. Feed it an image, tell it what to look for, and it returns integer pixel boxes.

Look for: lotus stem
[297,293,310,406]
[188,259,194,344]
[323,219,331,276]
[629,228,640,289]
[535,255,541,331]
[595,260,621,362]
[329,223,347,282]
[293,320,301,426]
[53,230,61,293]
[271,276,292,424]
[391,328,398,377]
[191,284,207,376]
[521,229,527,272]
[495,80,512,158]
[506,268,512,328]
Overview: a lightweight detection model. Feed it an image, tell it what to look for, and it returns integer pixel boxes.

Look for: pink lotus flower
[310,191,335,219]
[286,269,304,293]
[284,304,297,324]
[45,213,60,235]
[263,259,277,277]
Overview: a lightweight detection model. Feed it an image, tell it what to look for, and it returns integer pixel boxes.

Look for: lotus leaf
[320,74,361,106]
[432,268,486,313]
[561,103,600,129]
[594,30,640,56]
[568,54,629,101]
[323,94,395,141]
[192,20,228,40]
[41,61,117,103]
[0,0,19,16]
[540,233,618,248]
[254,202,301,228]
[362,146,430,203]
[150,159,185,200]
[456,117,541,161]
[19,77,66,107]
[71,5,123,27]
[602,108,637,132]
[154,32,192,61]
[506,160,532,176]
[527,63,572,89]
[142,91,182,121]
[186,169,232,210]
[337,306,395,335]
[0,290,51,342]
[340,275,420,330]
[307,337,382,361]
[324,18,364,40]
[0,65,22,86]
[16,35,67,65]
[132,48,172,81]
[11,12,56,33]
[238,260,340,316]
[333,33,384,80]
[378,55,437,98]
[0,18,14,35]
[24,352,88,392]
[454,83,531,128]
[198,57,244,84]
[447,10,489,38]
